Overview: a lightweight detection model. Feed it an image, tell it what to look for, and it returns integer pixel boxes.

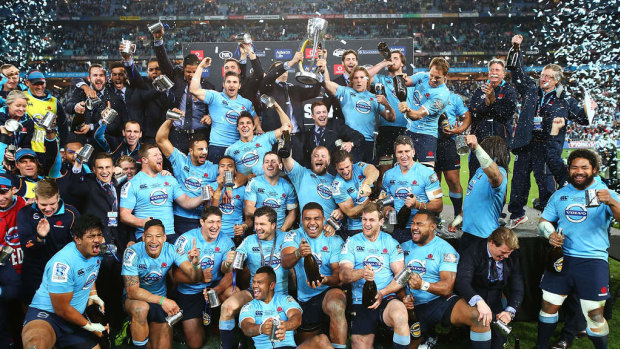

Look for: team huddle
[0,25,617,349]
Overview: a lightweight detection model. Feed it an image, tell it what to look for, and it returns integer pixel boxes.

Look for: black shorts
[540,256,610,301]
[350,294,398,335]
[376,126,405,158]
[415,295,460,336]
[24,307,99,349]
[298,289,330,332]
[176,291,207,320]
[435,137,461,172]
[405,131,437,163]
[123,294,168,323]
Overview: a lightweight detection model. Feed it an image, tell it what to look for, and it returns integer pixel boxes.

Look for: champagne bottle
[408,308,422,340]
[277,130,291,158]
[506,43,520,70]
[304,253,323,285]
[393,75,408,102]
[85,303,111,348]
[546,228,564,273]
[362,278,377,307]
[438,113,450,131]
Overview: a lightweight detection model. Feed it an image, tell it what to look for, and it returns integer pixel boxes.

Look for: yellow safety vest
[25,91,56,153]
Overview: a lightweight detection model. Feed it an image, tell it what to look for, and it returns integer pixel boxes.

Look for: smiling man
[21,214,106,349]
[95,120,142,164]
[121,219,203,349]
[157,117,218,235]
[189,58,258,164]
[17,178,80,304]
[456,227,523,349]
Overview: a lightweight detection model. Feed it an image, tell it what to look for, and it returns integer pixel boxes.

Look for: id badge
[108,211,118,227]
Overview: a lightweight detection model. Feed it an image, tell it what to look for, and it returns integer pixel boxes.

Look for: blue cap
[0,176,12,191]
[15,148,36,162]
[27,70,45,83]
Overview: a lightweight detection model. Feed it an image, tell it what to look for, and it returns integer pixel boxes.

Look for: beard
[569,173,594,190]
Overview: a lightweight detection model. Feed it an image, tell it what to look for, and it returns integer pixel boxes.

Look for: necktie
[116,89,125,102]
[103,183,117,211]
[489,258,499,282]
[315,127,324,146]
[280,82,296,132]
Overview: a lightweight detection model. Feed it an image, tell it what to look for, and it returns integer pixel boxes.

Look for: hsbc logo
[219,51,233,60]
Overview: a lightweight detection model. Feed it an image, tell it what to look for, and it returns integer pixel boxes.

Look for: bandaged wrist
[538,221,555,239]
[474,146,493,169]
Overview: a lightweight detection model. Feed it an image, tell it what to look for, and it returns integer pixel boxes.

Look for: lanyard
[256,234,277,267]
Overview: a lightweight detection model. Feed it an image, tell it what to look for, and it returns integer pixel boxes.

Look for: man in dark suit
[303,100,364,169]
[456,227,524,349]
[260,53,323,164]
[152,27,214,153]
[67,152,127,329]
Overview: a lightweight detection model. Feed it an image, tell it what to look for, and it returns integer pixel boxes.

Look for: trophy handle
[297,39,311,73]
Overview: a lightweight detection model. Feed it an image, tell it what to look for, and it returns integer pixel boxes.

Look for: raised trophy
[295,18,328,85]
[235,33,252,45]
[120,39,136,55]
[147,21,164,35]
[152,75,174,92]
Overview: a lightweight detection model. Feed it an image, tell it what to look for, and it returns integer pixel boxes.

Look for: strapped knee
[580,299,608,336]
[542,290,567,306]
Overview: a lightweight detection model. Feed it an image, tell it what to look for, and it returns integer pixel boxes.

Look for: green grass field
[142,150,617,348]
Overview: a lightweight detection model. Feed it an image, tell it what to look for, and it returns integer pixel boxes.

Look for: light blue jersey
[168,148,218,219]
[382,162,442,228]
[332,162,370,231]
[287,161,337,218]
[373,74,407,128]
[462,167,507,238]
[30,243,102,314]
[174,229,235,294]
[542,181,619,261]
[225,132,278,176]
[237,231,289,295]
[335,86,385,141]
[245,176,298,229]
[402,236,459,305]
[202,90,256,147]
[339,232,404,304]
[405,72,450,137]
[282,228,344,302]
[121,242,187,296]
[120,172,183,239]
[208,183,245,239]
[442,93,468,140]
[239,294,301,349]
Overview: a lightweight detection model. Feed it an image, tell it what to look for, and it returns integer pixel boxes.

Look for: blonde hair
[488,227,519,250]
[349,66,371,89]
[6,90,29,105]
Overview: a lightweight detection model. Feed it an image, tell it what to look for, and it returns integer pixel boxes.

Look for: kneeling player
[240,266,333,349]
[339,202,411,349]
[173,207,236,349]
[402,210,491,348]
[121,219,204,349]
[281,202,347,348]
[22,215,107,349]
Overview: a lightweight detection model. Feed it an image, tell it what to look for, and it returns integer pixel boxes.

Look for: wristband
[224,261,231,269]
[159,296,165,305]
[295,249,301,259]
[474,145,493,169]
[421,281,430,291]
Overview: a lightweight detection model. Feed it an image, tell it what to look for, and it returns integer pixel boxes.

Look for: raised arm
[155,118,178,157]
[189,58,212,101]
[466,135,503,188]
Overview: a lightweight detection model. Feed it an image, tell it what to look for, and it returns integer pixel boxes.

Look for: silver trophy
[147,21,164,35]
[0,245,14,266]
[231,251,245,270]
[269,318,281,342]
[260,94,275,108]
[393,267,413,287]
[120,39,136,55]
[387,210,398,225]
[235,33,252,45]
[152,75,175,92]
[85,97,102,110]
[38,112,57,131]
[491,319,512,336]
[455,135,469,156]
[326,217,341,231]
[295,18,328,84]
[201,185,211,201]
[4,119,22,133]
[224,171,235,187]
[165,109,183,121]
[165,310,183,327]
[334,139,343,149]
[206,289,220,308]
[101,107,118,125]
[378,196,395,207]
[77,144,94,163]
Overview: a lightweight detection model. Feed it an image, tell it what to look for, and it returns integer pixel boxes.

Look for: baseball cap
[0,176,13,192]
[27,70,45,83]
[15,148,36,162]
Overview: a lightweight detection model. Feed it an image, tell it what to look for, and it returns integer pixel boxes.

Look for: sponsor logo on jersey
[262,197,281,209]
[407,259,427,276]
[363,255,383,271]
[225,110,240,124]
[316,183,332,200]
[241,151,260,167]
[51,262,69,283]
[394,187,412,200]
[143,271,163,285]
[200,255,215,269]
[184,177,201,192]
[355,100,371,114]
[565,203,587,223]
[149,189,169,206]
[82,272,98,290]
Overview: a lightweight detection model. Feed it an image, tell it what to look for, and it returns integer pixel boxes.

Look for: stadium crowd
[0,11,618,349]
